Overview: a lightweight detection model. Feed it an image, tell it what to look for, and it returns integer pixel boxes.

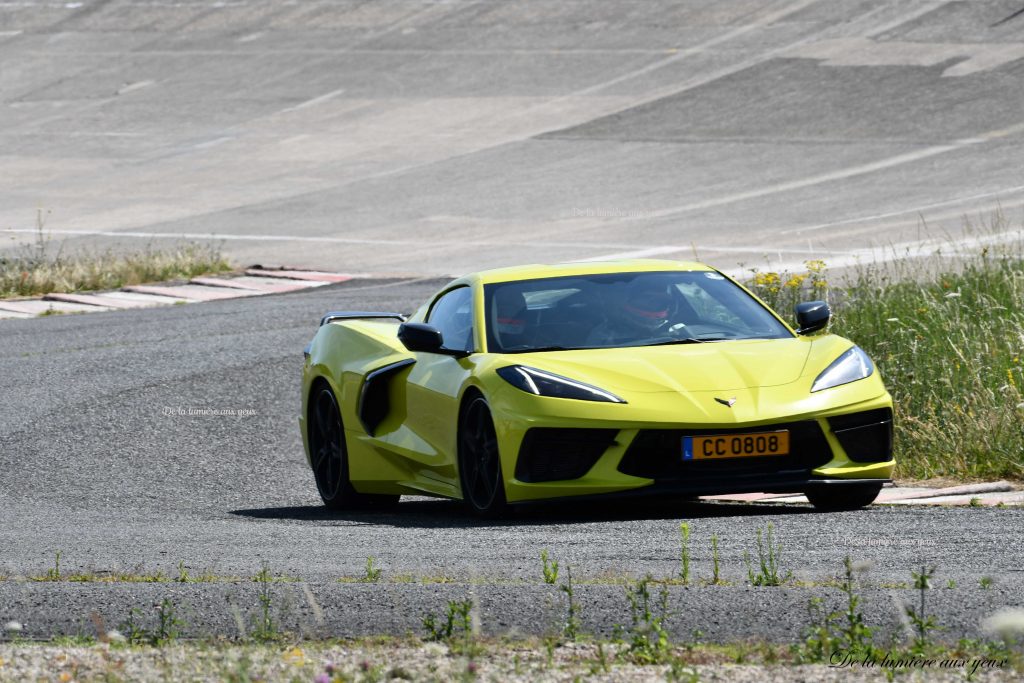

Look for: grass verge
[745,215,1024,481]
[1,212,230,298]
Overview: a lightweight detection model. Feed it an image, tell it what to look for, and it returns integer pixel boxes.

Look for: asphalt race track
[3,0,1024,275]
[1,280,1021,640]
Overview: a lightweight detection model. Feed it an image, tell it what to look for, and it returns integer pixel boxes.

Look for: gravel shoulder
[0,641,1020,683]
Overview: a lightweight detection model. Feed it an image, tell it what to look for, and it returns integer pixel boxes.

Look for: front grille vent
[515,428,617,482]
[827,408,894,463]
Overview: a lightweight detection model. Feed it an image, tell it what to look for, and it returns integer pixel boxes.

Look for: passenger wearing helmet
[586,282,678,346]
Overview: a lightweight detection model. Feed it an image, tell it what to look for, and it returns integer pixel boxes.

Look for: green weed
[540,549,559,585]
[155,599,184,644]
[120,599,185,646]
[744,523,790,586]
[41,551,61,581]
[174,562,221,583]
[906,565,940,653]
[560,565,581,642]
[614,575,672,664]
[420,575,456,584]
[363,557,383,583]
[422,599,474,649]
[678,522,691,585]
[838,558,875,655]
[710,534,722,585]
[590,642,611,675]
[793,557,874,663]
[251,563,278,642]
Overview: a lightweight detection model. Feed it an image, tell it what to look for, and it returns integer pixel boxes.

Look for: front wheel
[805,483,882,511]
[308,383,399,510]
[458,396,508,517]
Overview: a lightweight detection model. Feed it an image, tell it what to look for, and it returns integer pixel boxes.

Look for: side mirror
[398,322,445,353]
[794,301,831,335]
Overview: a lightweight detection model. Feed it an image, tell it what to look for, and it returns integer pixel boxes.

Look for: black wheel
[458,396,508,517]
[308,383,399,510]
[805,484,882,511]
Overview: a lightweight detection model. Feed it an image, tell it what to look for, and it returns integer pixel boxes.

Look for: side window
[427,287,474,353]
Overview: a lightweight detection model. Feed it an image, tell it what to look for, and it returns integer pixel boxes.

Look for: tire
[805,483,882,512]
[308,382,400,510]
[458,396,508,517]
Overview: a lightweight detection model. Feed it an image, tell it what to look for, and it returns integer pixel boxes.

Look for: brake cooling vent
[514,428,617,483]
[827,408,894,463]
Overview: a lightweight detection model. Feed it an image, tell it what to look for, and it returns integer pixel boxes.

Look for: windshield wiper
[643,337,731,346]
[502,345,575,353]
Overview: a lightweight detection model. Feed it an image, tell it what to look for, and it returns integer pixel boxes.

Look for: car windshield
[484,271,792,353]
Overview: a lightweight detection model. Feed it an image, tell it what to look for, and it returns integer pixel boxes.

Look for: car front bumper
[491,385,895,503]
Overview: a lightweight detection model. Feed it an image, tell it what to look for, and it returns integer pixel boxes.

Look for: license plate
[682,430,790,461]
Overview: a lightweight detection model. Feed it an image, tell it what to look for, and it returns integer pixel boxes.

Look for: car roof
[465,259,715,286]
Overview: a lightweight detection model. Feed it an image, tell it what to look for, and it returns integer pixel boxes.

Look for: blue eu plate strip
[682,436,694,461]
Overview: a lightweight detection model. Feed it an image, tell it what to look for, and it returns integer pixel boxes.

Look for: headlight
[811,346,874,393]
[496,365,626,403]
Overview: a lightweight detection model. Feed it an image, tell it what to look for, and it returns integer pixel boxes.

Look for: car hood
[512,338,813,393]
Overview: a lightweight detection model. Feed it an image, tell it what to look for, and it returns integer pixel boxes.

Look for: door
[402,286,476,486]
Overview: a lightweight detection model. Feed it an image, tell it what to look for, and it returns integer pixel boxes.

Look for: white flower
[982,608,1024,638]
[422,642,447,656]
[852,560,874,573]
[4,621,22,633]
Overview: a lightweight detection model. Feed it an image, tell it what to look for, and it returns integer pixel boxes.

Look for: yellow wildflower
[283,647,305,666]
[805,259,827,273]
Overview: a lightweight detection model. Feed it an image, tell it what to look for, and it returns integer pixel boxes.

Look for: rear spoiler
[319,311,407,327]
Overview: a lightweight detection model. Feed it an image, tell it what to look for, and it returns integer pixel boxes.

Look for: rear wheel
[458,396,508,517]
[805,483,882,511]
[308,383,399,510]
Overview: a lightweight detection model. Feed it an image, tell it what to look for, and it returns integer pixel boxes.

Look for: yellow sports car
[300,260,894,515]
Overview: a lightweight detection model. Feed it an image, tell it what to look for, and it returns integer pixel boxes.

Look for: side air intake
[357,359,416,436]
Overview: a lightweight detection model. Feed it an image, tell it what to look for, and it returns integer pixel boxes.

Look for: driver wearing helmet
[492,287,529,349]
[586,282,677,346]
